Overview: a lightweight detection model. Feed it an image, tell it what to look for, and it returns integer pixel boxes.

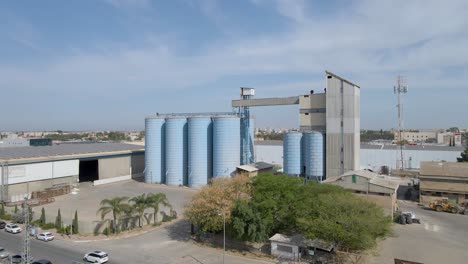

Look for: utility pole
[22,197,33,264]
[394,76,408,172]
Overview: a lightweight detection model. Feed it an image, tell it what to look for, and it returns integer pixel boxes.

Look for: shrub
[40,207,46,225]
[102,227,110,236]
[41,223,56,230]
[0,203,5,216]
[1,214,11,221]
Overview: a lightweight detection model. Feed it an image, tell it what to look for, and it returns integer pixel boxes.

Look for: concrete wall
[299,94,326,132]
[420,179,468,194]
[98,156,131,180]
[271,241,299,260]
[326,73,360,178]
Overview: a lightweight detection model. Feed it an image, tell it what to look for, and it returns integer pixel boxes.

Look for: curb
[68,220,179,243]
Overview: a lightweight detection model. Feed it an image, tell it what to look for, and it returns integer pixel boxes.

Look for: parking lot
[372,201,468,264]
[32,180,197,232]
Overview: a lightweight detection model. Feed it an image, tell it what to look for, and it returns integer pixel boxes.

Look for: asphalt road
[0,221,272,264]
[0,230,84,264]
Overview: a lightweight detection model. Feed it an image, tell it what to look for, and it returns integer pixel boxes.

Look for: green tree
[55,209,62,230]
[297,192,391,251]
[231,200,269,242]
[129,194,150,227]
[73,210,79,234]
[148,193,171,224]
[28,207,33,223]
[97,196,128,234]
[457,145,468,162]
[40,207,46,226]
[14,205,18,214]
[0,203,5,216]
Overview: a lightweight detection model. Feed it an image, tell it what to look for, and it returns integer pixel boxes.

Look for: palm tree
[148,193,172,224]
[120,203,136,230]
[129,194,150,227]
[97,196,128,233]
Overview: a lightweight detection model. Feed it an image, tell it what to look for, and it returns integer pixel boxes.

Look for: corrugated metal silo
[240,117,256,165]
[188,117,212,188]
[303,131,324,181]
[283,132,302,176]
[144,118,165,183]
[213,116,240,178]
[165,117,188,185]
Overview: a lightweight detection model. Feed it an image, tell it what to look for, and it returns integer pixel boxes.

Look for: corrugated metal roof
[269,233,334,252]
[325,170,400,191]
[237,161,274,172]
[0,143,144,161]
[369,177,400,190]
[256,141,463,152]
[420,161,468,178]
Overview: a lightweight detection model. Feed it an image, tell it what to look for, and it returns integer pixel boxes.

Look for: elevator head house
[0,143,144,203]
[232,71,360,180]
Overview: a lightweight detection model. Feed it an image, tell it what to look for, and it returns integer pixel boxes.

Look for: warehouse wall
[3,160,79,185]
[361,149,460,170]
[98,156,131,180]
[254,145,461,171]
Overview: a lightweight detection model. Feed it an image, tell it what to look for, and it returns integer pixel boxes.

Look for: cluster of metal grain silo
[145,114,243,188]
[283,131,325,181]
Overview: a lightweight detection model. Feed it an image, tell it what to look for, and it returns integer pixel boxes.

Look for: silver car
[0,247,10,259]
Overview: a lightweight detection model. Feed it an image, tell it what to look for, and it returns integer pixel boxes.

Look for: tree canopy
[186,173,391,251]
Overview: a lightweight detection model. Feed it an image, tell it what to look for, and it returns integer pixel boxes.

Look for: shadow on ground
[164,219,192,242]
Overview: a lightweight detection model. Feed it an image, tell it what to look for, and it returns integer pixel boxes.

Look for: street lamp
[218,210,226,264]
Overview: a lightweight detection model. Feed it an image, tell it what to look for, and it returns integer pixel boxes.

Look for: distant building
[0,137,52,148]
[394,131,437,143]
[437,132,462,146]
[419,162,468,204]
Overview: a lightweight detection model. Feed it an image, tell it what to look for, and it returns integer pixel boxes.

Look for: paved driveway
[373,201,468,264]
[33,180,197,224]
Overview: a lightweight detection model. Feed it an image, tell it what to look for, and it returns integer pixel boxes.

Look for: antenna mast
[394,76,408,171]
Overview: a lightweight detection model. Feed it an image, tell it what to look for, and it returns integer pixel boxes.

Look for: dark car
[0,221,6,229]
[11,255,22,264]
[32,260,52,264]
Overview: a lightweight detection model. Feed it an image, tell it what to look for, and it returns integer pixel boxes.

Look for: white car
[36,232,55,241]
[0,247,10,259]
[83,251,109,263]
[5,224,22,234]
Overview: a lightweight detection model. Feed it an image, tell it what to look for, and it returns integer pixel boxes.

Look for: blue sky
[1,0,467,131]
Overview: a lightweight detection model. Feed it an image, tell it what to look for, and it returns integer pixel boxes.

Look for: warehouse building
[0,143,144,202]
[419,161,468,204]
[323,170,400,215]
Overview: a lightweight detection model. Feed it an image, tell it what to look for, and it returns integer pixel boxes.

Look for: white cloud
[1,0,468,110]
